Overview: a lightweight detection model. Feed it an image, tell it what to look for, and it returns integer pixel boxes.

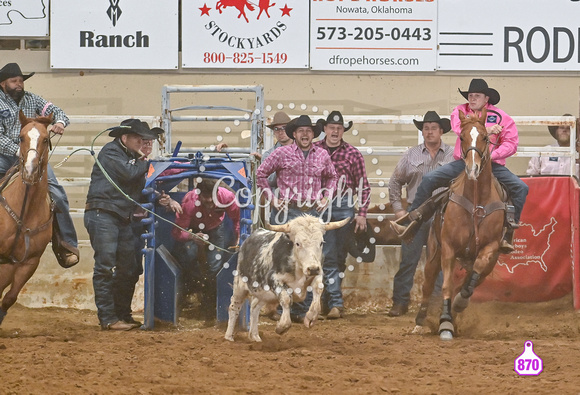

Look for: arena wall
[4,50,578,312]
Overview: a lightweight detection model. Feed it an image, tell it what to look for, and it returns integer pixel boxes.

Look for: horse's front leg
[0,263,17,325]
[304,274,323,328]
[414,230,441,330]
[438,243,456,340]
[453,244,498,313]
[0,258,40,325]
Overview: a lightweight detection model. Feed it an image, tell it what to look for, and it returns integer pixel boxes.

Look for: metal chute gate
[139,85,264,329]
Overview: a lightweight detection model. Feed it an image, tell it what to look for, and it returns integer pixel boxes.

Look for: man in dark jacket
[84,119,158,331]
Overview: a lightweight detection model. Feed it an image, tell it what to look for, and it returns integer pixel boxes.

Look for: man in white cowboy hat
[391,78,529,254]
[527,114,579,177]
[312,110,371,319]
[387,111,454,317]
[85,119,159,331]
[0,62,79,268]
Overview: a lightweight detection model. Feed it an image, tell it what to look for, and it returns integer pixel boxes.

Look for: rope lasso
[54,126,233,253]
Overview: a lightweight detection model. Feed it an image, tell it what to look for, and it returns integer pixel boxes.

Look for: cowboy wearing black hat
[312,110,370,319]
[85,119,159,331]
[391,79,528,254]
[387,111,454,317]
[0,62,79,268]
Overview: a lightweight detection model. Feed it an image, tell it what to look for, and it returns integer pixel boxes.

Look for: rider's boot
[390,199,438,243]
[499,226,517,254]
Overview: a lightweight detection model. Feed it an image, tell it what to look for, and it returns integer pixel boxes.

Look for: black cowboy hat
[348,223,376,263]
[318,110,353,132]
[458,78,500,105]
[285,115,321,139]
[413,111,452,134]
[0,63,35,83]
[109,118,159,139]
[266,111,291,130]
[548,114,573,139]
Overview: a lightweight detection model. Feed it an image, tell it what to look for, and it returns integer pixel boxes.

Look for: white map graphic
[0,0,46,25]
[497,217,558,274]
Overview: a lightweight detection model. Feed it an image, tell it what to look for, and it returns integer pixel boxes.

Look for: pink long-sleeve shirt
[172,187,240,242]
[450,103,518,166]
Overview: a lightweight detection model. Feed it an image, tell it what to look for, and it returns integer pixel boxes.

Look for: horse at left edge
[0,112,54,325]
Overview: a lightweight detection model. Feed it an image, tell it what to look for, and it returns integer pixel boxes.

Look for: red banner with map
[455,177,579,306]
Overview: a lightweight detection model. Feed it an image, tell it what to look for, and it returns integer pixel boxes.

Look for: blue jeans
[320,196,354,311]
[0,153,78,250]
[291,197,354,316]
[172,220,233,311]
[392,219,442,306]
[410,159,528,222]
[84,209,140,326]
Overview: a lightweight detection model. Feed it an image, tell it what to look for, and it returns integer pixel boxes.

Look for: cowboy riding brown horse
[0,112,53,325]
[414,109,506,340]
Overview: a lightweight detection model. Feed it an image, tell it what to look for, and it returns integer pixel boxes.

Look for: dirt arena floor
[1,295,579,395]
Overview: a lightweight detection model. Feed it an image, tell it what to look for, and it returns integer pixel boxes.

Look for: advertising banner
[0,0,48,37]
[310,0,438,71]
[470,177,576,303]
[182,0,309,69]
[50,0,178,69]
[437,0,580,71]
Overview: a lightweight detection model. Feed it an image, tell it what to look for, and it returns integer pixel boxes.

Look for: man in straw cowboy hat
[0,62,79,268]
[387,111,454,317]
[312,110,370,319]
[261,111,293,187]
[390,78,528,254]
[526,113,579,177]
[85,119,159,331]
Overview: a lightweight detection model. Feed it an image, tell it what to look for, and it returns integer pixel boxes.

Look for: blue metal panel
[142,154,254,329]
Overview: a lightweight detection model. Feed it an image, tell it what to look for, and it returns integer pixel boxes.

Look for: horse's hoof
[452,293,470,313]
[440,330,453,341]
[439,320,454,340]
[411,325,425,335]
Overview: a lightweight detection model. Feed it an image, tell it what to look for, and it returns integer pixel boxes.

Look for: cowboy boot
[499,228,515,254]
[389,199,437,242]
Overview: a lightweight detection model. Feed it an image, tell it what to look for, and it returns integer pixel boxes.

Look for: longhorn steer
[225,215,350,342]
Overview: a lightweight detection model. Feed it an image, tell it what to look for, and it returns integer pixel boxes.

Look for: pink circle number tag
[514,340,543,376]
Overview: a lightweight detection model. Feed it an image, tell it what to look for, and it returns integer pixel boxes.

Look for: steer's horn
[324,217,351,231]
[265,221,291,233]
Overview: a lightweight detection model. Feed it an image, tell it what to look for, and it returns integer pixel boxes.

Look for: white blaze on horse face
[470,126,479,164]
[24,127,41,174]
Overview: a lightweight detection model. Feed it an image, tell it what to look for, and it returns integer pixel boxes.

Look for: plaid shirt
[388,142,454,213]
[0,90,69,156]
[257,142,337,204]
[314,139,371,217]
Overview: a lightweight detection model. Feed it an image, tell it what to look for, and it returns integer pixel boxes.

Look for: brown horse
[0,112,53,325]
[414,109,506,340]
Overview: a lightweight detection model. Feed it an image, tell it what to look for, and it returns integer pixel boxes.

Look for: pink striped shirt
[256,143,338,204]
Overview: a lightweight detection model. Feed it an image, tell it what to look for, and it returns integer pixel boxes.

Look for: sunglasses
[273,126,286,132]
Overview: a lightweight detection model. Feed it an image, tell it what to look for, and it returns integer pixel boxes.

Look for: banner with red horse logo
[182,0,309,69]
[465,176,578,308]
